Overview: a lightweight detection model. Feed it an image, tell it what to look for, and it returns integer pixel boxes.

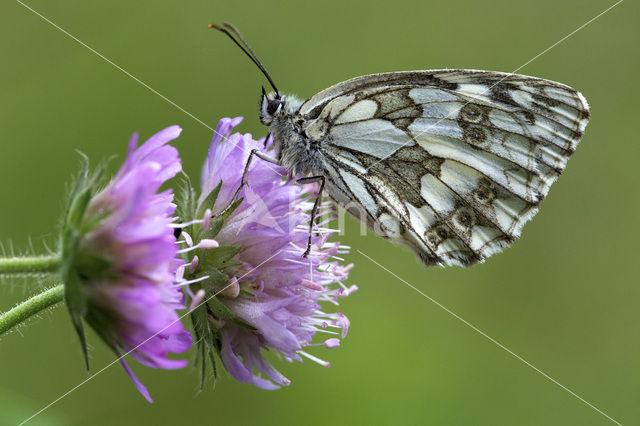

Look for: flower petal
[119,359,153,403]
[195,118,354,389]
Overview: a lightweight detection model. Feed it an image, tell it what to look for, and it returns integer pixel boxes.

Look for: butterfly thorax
[260,93,326,177]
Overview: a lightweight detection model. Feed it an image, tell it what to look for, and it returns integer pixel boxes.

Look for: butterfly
[210,23,590,267]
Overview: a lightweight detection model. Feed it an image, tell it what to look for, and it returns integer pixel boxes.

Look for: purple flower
[78,126,192,402]
[191,117,355,389]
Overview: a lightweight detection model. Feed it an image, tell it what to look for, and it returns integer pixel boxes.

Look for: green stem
[0,284,65,335]
[0,255,62,275]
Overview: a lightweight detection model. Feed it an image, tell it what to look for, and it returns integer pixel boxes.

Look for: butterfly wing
[300,70,590,266]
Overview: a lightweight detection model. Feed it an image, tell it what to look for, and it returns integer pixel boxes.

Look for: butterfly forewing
[299,70,589,266]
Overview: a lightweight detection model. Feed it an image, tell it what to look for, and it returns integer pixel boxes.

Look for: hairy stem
[0,284,65,335]
[0,255,62,275]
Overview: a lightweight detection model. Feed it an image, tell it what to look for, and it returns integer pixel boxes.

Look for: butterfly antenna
[208,23,280,97]
[222,22,260,63]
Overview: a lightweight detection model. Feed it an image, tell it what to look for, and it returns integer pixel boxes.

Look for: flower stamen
[202,208,213,230]
[176,275,210,287]
[188,289,206,311]
[297,351,330,368]
[188,255,199,274]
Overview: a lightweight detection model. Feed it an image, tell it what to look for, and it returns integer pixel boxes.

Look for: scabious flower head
[62,126,192,402]
[181,117,355,389]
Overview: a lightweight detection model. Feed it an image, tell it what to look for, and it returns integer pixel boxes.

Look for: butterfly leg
[296,175,326,258]
[213,148,279,217]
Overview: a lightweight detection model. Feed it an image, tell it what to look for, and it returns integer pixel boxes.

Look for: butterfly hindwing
[300,70,590,266]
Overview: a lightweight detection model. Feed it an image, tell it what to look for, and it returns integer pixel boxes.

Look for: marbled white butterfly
[210,23,590,267]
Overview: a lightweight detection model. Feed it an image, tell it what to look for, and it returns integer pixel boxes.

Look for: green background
[1,0,638,424]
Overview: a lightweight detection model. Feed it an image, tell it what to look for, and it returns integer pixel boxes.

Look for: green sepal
[181,179,256,390]
[230,318,258,331]
[223,198,243,220]
[62,158,90,233]
[190,303,221,389]
[88,323,121,368]
[200,216,225,240]
[199,342,207,389]
[208,348,218,385]
[60,159,90,369]
[190,306,206,388]
[195,181,222,219]
[59,155,109,370]
[197,197,242,241]
[66,190,91,236]
[206,296,236,320]
[198,268,228,293]
[62,265,89,369]
[238,289,255,298]
[62,156,109,235]
[62,155,88,216]
[73,252,113,280]
[191,309,203,355]
[61,226,89,369]
[218,260,243,268]
[175,172,197,236]
[200,245,242,269]
[85,304,119,349]
[79,210,111,235]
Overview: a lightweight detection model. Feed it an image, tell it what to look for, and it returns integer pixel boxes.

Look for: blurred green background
[1,0,638,424]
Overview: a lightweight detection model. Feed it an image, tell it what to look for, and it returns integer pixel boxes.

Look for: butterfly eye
[266,99,282,115]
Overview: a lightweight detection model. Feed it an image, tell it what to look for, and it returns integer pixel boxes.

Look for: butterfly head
[260,89,305,127]
[260,88,283,126]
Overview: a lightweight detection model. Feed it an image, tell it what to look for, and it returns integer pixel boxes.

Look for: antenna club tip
[207,24,219,29]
